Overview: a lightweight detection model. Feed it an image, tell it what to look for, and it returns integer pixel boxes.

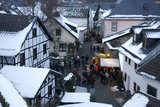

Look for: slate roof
[137,43,160,81]
[0,14,32,32]
[110,0,160,16]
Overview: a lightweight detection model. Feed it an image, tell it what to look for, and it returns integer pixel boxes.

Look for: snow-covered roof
[101,9,111,19]
[103,28,130,43]
[106,42,119,50]
[0,74,27,107]
[133,20,160,34]
[119,47,141,64]
[54,14,79,39]
[57,102,113,107]
[123,93,149,107]
[0,20,34,56]
[145,31,160,39]
[0,65,50,98]
[100,58,120,67]
[61,92,90,103]
[122,37,147,60]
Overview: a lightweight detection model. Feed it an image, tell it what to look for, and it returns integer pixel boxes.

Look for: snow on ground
[57,102,113,107]
[123,93,149,107]
[0,65,50,98]
[64,73,73,81]
[0,20,34,56]
[111,86,119,92]
[0,74,27,107]
[61,92,90,103]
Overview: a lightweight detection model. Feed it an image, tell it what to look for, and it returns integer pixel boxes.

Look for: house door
[127,76,130,90]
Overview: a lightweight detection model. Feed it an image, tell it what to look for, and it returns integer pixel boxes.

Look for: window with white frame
[111,22,117,32]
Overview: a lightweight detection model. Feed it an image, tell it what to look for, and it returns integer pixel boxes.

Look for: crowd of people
[72,55,123,92]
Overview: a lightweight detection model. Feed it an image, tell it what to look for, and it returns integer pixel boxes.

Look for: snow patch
[61,92,90,103]
[123,93,149,107]
[64,73,73,81]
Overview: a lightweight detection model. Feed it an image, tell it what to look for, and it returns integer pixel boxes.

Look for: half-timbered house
[0,14,52,69]
[0,65,63,107]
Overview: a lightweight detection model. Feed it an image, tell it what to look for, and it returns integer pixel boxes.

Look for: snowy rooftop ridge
[54,14,79,39]
[133,20,160,34]
[0,65,50,98]
[0,19,34,56]
[102,28,130,43]
[0,74,27,107]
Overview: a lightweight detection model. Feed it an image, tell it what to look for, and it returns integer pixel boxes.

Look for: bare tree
[24,0,37,16]
[41,0,58,19]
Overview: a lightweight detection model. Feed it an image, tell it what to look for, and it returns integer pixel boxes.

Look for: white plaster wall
[120,53,160,99]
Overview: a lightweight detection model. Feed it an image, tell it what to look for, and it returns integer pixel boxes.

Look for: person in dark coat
[88,73,95,88]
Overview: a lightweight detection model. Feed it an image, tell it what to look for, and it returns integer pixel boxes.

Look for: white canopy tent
[100,58,120,68]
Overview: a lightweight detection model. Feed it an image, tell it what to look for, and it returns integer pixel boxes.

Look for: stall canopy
[100,58,120,67]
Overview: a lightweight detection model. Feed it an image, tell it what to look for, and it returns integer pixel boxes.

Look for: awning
[100,58,120,67]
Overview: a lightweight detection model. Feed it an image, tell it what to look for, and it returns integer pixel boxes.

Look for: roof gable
[54,14,79,39]
[0,66,50,98]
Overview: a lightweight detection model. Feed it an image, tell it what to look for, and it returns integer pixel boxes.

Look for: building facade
[119,20,160,100]
[0,14,52,69]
